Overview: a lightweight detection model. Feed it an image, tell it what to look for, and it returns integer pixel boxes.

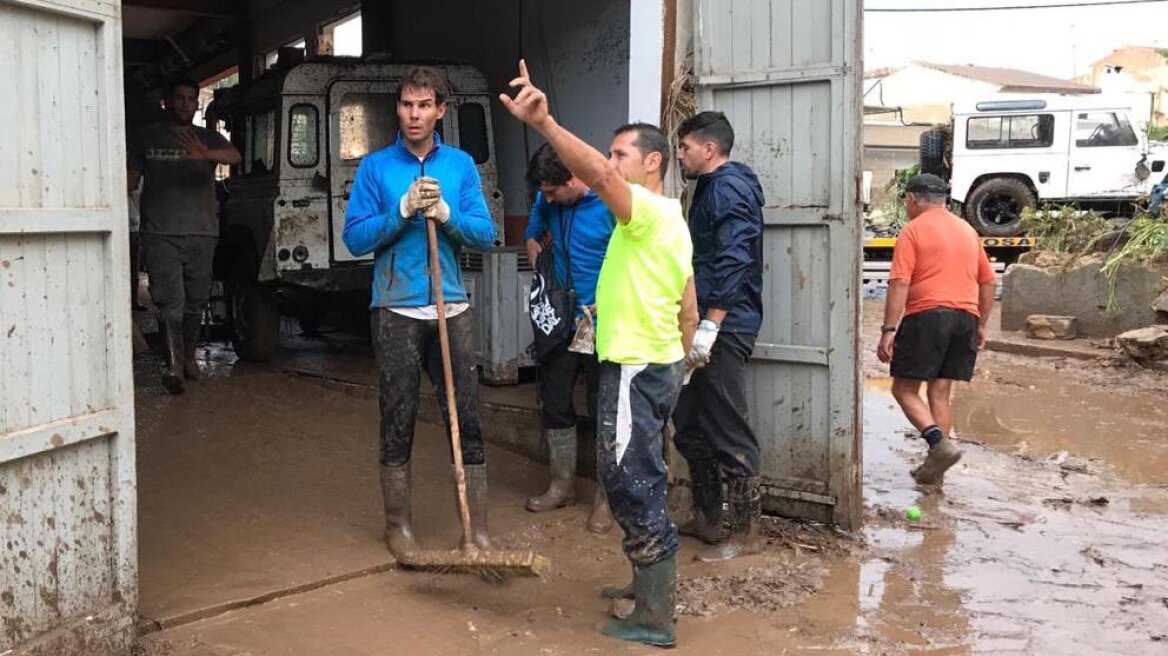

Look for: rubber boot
[696,476,763,563]
[678,459,727,545]
[464,463,493,550]
[587,486,614,534]
[526,427,578,512]
[182,315,204,381]
[161,321,185,395]
[601,555,677,648]
[911,437,962,485]
[380,463,420,561]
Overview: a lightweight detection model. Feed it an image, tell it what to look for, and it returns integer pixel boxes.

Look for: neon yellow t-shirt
[595,184,694,364]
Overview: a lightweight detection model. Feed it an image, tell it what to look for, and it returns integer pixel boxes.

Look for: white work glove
[423,196,451,224]
[684,319,719,370]
[399,177,441,218]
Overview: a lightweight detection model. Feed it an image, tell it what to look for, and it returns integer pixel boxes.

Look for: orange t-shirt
[889,207,995,318]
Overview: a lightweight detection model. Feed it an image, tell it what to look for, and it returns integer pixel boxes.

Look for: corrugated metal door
[0,0,136,653]
[693,0,863,529]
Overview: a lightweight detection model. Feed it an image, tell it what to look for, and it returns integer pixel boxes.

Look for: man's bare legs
[891,377,961,484]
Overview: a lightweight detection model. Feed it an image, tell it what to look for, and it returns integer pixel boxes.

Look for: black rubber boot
[161,321,185,395]
[464,463,493,550]
[601,555,677,648]
[182,315,204,381]
[696,476,762,563]
[526,427,578,512]
[678,459,727,545]
[380,463,420,561]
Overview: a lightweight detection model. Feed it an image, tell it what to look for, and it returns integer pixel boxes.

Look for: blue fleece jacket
[523,189,615,318]
[689,161,765,335]
[343,133,497,308]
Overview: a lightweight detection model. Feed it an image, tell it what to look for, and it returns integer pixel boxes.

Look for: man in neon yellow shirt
[501,61,699,648]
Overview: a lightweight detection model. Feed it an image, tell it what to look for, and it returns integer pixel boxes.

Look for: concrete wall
[1002,258,1168,337]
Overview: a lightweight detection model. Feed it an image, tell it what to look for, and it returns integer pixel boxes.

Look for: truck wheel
[228,279,279,362]
[964,178,1035,237]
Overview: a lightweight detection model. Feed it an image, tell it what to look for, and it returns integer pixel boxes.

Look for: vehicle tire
[964,178,1035,237]
[919,128,949,178]
[228,278,279,362]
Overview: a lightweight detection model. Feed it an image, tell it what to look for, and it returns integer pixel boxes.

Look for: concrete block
[1117,325,1168,362]
[1002,257,1168,338]
[1025,315,1078,340]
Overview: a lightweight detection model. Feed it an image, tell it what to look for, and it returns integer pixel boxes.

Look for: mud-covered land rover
[214,57,504,360]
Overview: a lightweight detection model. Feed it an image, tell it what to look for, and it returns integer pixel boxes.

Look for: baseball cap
[904,173,949,195]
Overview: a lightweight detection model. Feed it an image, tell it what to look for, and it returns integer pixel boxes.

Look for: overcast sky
[864,0,1168,79]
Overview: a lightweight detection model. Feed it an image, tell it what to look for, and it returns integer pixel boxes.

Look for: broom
[394,211,550,578]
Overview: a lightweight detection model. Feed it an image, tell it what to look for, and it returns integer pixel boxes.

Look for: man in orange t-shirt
[877,174,997,485]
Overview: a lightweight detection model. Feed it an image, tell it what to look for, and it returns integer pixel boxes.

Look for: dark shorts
[891,308,979,382]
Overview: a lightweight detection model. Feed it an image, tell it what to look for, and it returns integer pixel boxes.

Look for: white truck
[921,95,1168,236]
[211,56,505,361]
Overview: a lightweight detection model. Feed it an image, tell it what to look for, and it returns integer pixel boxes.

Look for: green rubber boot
[601,555,677,648]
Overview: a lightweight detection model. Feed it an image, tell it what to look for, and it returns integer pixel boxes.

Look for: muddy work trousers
[538,348,599,430]
[672,332,761,479]
[372,309,485,467]
[596,360,684,567]
[142,234,216,336]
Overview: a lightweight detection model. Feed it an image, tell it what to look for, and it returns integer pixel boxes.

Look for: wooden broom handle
[425,216,475,550]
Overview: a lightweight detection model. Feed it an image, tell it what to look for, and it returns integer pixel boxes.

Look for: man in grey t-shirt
[129,78,241,394]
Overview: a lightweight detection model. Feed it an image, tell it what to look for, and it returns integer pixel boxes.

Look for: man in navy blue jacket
[522,144,616,534]
[672,111,766,562]
[343,67,498,561]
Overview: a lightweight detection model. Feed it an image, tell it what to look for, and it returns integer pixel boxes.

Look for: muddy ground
[133,302,1168,655]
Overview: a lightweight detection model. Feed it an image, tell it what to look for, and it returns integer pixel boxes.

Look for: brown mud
[132,305,1168,654]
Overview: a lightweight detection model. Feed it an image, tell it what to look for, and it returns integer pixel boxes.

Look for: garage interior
[122,0,658,632]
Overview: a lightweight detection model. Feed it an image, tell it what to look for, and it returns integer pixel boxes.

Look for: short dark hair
[677,111,734,156]
[398,66,450,105]
[614,122,670,177]
[164,77,199,99]
[527,143,572,188]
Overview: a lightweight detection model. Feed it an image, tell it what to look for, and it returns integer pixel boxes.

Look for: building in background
[1078,46,1168,129]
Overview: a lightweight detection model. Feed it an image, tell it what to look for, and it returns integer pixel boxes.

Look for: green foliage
[1101,213,1168,313]
[1019,205,1110,255]
[1147,124,1168,141]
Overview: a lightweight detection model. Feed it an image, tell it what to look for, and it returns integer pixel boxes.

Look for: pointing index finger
[518,58,529,80]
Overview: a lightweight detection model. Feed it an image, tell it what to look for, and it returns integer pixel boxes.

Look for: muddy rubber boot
[526,427,578,512]
[601,554,677,648]
[161,322,185,395]
[678,459,727,545]
[911,437,962,485]
[464,463,493,550]
[587,486,615,534]
[380,463,420,561]
[696,476,763,563]
[182,316,204,381]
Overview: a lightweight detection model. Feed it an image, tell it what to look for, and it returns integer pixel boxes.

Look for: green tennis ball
[904,506,922,521]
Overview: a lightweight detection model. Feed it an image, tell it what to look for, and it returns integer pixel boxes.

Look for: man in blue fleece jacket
[342,66,498,560]
[522,144,616,534]
[672,111,766,563]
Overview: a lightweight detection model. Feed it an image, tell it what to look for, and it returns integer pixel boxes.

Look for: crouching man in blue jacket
[673,111,766,562]
[342,67,498,560]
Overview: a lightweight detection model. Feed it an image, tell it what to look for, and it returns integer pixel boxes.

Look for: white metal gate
[0,0,136,652]
[693,0,863,528]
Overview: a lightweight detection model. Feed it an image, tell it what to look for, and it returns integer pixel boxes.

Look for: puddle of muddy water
[846,390,1168,654]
